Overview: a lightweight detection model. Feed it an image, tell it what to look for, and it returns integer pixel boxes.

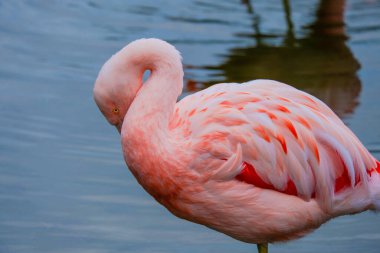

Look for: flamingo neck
[120,39,184,198]
[125,64,183,139]
[122,39,183,139]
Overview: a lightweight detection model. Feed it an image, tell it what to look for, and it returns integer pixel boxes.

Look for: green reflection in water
[194,0,361,118]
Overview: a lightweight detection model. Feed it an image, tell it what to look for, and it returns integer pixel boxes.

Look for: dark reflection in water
[192,0,361,117]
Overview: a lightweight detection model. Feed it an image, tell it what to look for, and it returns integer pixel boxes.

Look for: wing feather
[170,80,377,210]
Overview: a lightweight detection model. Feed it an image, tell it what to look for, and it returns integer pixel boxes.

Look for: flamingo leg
[257,243,268,253]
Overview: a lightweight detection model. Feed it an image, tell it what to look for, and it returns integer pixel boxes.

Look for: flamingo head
[94,38,183,133]
[93,51,141,133]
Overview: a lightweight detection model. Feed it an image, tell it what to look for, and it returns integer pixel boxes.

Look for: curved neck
[126,63,183,137]
[121,39,183,138]
[119,39,184,192]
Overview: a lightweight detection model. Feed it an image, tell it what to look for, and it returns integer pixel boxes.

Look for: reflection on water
[0,0,379,253]
[195,0,361,117]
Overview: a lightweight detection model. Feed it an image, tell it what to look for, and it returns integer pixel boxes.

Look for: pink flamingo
[93,38,380,253]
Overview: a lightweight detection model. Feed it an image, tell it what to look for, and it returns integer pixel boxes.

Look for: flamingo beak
[116,122,122,134]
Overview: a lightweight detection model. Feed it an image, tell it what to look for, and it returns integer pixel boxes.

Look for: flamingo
[93,38,380,253]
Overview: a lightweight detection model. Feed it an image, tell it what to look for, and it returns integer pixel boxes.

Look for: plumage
[93,38,380,251]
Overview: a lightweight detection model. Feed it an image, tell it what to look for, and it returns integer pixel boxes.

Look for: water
[0,0,380,252]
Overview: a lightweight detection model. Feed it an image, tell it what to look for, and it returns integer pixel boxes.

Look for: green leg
[257,243,268,253]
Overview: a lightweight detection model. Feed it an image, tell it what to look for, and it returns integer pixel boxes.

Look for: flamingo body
[94,38,380,246]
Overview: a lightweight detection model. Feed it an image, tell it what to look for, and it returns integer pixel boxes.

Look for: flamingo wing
[170,80,377,208]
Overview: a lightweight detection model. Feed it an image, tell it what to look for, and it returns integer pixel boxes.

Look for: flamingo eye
[112,108,119,114]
